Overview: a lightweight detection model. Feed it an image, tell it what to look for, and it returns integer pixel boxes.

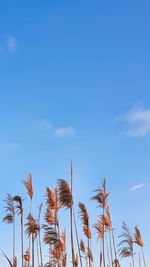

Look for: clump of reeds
[2,166,147,267]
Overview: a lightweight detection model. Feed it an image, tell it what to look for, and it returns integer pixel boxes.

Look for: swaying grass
[2,165,147,267]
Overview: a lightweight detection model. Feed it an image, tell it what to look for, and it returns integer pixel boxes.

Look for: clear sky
[0,1,150,266]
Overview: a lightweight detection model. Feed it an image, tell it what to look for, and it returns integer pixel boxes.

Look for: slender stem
[49,244,51,267]
[100,239,102,267]
[36,237,40,267]
[32,233,34,267]
[86,255,88,267]
[111,228,117,261]
[21,213,24,267]
[38,231,43,267]
[102,208,105,267]
[57,211,60,239]
[88,237,90,267]
[13,216,15,261]
[29,199,32,267]
[142,248,147,267]
[70,207,75,267]
[90,239,93,267]
[71,160,75,267]
[106,238,111,267]
[132,254,135,267]
[73,209,83,267]
[139,252,141,267]
[109,232,113,267]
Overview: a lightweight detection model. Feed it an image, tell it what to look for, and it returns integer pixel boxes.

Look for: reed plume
[46,187,56,209]
[58,178,75,267]
[43,224,58,265]
[78,202,92,267]
[134,225,144,248]
[45,186,62,266]
[118,222,134,267]
[62,252,67,267]
[94,216,104,267]
[134,225,146,267]
[57,179,73,209]
[87,249,93,266]
[24,249,30,266]
[91,178,111,209]
[38,203,43,267]
[102,206,112,231]
[23,172,34,202]
[61,230,66,253]
[46,186,61,240]
[45,206,55,225]
[26,214,40,267]
[13,256,17,267]
[23,172,34,267]
[51,241,62,266]
[79,239,86,265]
[80,239,85,253]
[3,194,15,261]
[92,177,111,267]
[13,195,24,267]
[75,253,78,267]
[102,206,114,267]
[103,205,119,267]
[43,224,58,246]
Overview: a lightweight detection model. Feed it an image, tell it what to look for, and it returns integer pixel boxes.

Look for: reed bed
[2,164,147,267]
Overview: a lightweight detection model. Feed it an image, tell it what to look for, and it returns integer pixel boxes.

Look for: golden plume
[23,172,34,200]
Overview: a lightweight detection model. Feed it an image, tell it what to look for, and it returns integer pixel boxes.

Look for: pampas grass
[2,168,147,267]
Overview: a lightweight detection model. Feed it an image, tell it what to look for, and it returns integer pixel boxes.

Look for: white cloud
[7,142,19,149]
[55,126,75,138]
[38,120,52,130]
[0,34,18,54]
[6,35,18,52]
[130,183,144,192]
[125,108,150,137]
[37,121,75,138]
[0,142,19,151]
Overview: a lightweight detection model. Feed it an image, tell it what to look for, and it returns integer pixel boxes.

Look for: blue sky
[0,1,150,266]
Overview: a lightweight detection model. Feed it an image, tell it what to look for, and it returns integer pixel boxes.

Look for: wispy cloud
[37,120,75,138]
[6,35,18,52]
[125,108,150,137]
[7,142,19,149]
[0,35,18,54]
[116,107,150,137]
[0,142,20,152]
[38,119,52,130]
[130,183,144,192]
[55,126,75,138]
